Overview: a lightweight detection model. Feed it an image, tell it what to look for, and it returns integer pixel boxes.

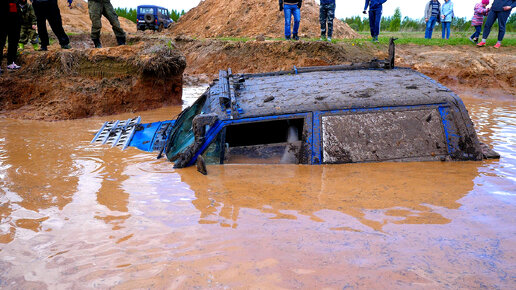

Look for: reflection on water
[0,92,515,288]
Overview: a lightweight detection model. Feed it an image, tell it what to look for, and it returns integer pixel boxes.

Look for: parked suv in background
[137,5,173,32]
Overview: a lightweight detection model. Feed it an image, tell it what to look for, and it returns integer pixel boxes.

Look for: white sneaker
[7,62,20,70]
[327,38,332,42]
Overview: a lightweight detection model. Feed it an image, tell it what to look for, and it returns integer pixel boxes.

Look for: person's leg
[482,10,497,41]
[33,1,49,48]
[292,6,300,37]
[102,0,126,39]
[441,22,445,39]
[496,10,510,42]
[368,10,375,38]
[471,25,481,40]
[7,19,21,65]
[19,26,29,45]
[327,3,335,40]
[447,22,451,39]
[0,30,7,66]
[46,0,70,46]
[425,18,432,39]
[319,4,327,38]
[88,0,103,41]
[374,7,382,39]
[283,5,293,39]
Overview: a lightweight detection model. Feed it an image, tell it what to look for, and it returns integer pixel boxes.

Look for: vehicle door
[312,105,450,164]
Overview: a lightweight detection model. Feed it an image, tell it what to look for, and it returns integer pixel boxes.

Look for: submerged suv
[91,41,499,173]
[136,5,173,32]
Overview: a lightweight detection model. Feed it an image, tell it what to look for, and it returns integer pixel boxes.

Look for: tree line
[115,8,185,23]
[344,8,516,32]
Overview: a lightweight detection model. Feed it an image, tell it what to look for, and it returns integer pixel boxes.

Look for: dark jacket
[364,0,387,11]
[1,0,20,25]
[491,0,516,11]
[320,0,335,4]
[425,0,441,21]
[279,0,302,9]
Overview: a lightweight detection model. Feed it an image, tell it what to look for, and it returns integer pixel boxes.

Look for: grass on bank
[211,31,516,47]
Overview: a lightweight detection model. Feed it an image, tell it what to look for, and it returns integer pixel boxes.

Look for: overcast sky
[111,0,514,20]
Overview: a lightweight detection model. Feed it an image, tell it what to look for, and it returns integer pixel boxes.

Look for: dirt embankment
[0,38,185,120]
[396,45,516,100]
[170,0,358,39]
[173,36,378,79]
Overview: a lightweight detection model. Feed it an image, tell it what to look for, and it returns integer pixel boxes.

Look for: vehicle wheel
[144,13,154,24]
[158,23,164,32]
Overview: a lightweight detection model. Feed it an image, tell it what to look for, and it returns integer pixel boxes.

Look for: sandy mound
[57,0,136,34]
[171,0,358,39]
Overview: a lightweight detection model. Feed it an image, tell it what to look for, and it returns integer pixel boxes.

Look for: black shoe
[39,46,48,51]
[285,35,291,40]
[293,34,299,41]
[92,38,102,48]
[61,44,71,49]
[116,36,126,46]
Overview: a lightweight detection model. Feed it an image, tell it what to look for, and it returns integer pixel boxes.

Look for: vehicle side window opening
[140,8,154,14]
[203,118,306,165]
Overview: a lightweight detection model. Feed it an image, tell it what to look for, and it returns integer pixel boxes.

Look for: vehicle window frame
[194,113,313,166]
[313,105,450,164]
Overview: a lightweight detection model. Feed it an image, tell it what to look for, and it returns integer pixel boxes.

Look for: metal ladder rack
[91,116,141,150]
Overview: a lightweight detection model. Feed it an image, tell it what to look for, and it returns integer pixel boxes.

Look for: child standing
[440,0,454,39]
[470,0,490,43]
[18,0,39,51]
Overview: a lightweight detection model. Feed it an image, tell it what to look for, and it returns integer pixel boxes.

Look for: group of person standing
[424,0,515,48]
[424,0,454,39]
[279,0,387,42]
[0,0,127,74]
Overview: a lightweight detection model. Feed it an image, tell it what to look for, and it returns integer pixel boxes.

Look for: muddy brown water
[0,88,515,288]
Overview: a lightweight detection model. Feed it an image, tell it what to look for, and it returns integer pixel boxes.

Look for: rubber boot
[293,33,299,41]
[116,36,126,46]
[92,38,102,48]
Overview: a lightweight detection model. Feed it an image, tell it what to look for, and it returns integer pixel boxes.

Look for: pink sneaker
[494,43,501,49]
[477,41,486,47]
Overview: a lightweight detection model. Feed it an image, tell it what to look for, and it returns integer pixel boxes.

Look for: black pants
[482,10,511,42]
[0,19,21,65]
[33,0,69,47]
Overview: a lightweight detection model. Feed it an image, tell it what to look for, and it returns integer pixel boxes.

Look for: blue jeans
[470,25,482,40]
[283,4,300,38]
[482,10,511,42]
[425,16,438,39]
[368,8,382,37]
[441,22,451,39]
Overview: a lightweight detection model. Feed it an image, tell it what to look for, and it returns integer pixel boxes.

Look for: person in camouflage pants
[88,0,126,48]
[319,0,336,41]
[18,0,39,50]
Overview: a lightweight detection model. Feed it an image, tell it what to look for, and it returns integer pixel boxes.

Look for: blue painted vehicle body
[136,5,174,31]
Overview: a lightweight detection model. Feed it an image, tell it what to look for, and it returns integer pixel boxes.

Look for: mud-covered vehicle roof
[205,67,463,120]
